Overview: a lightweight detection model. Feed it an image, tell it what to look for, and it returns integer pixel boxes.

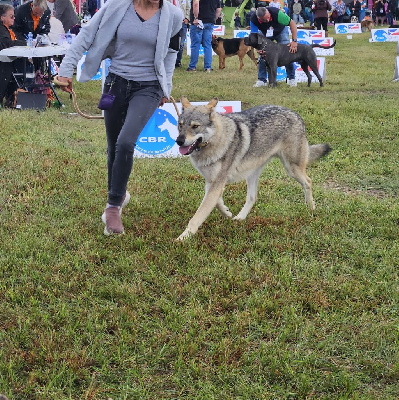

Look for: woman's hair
[0,4,14,18]
[33,0,49,12]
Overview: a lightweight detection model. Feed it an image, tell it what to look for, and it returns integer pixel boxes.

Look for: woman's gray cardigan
[58,0,183,98]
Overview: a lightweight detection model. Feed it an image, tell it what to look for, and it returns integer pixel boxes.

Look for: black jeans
[315,17,329,31]
[103,73,163,206]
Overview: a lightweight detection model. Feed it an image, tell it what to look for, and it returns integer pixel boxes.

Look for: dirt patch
[323,180,388,199]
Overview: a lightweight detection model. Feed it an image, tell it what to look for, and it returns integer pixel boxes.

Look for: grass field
[0,27,398,399]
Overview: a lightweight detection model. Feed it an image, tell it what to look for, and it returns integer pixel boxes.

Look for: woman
[348,0,361,21]
[359,0,367,22]
[313,0,331,33]
[57,0,183,235]
[374,0,386,25]
[0,4,26,108]
[332,0,346,23]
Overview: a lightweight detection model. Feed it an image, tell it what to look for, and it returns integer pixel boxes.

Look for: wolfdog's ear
[181,96,191,109]
[206,97,219,109]
[258,34,263,46]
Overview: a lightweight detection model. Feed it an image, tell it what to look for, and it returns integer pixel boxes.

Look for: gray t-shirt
[109,3,160,81]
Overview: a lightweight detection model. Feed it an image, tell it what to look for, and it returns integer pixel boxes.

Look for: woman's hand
[56,76,73,93]
[159,96,168,107]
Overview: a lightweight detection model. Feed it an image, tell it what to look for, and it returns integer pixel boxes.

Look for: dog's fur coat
[244,33,336,87]
[175,97,331,240]
[361,19,374,31]
[211,36,258,70]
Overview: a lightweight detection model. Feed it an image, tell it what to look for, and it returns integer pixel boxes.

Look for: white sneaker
[253,80,267,87]
[287,79,297,87]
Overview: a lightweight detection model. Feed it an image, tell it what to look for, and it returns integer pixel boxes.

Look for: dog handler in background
[57,0,183,235]
[250,6,298,87]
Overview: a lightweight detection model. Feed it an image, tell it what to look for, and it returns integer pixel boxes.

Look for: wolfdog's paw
[220,208,233,218]
[233,213,247,221]
[176,229,193,241]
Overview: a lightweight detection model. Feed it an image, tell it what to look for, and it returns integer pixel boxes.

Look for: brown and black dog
[361,19,374,32]
[211,36,258,70]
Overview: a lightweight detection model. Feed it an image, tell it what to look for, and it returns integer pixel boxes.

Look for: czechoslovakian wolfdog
[175,97,331,241]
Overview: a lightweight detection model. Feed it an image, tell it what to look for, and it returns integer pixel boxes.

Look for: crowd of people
[242,0,397,26]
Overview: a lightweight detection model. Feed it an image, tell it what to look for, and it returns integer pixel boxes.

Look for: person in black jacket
[13,0,50,40]
[348,0,361,21]
[0,3,26,107]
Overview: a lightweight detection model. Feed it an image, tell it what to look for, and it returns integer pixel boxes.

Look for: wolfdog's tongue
[179,145,192,155]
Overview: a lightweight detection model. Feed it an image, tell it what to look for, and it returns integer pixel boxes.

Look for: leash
[53,76,180,119]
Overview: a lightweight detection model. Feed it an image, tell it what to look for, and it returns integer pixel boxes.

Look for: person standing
[386,0,395,25]
[173,0,190,68]
[187,0,222,72]
[313,0,331,32]
[57,0,183,235]
[0,3,26,108]
[374,0,386,25]
[359,0,366,21]
[47,0,79,32]
[290,0,305,25]
[348,0,361,21]
[304,0,315,25]
[250,6,298,87]
[13,0,51,39]
[269,0,281,9]
[332,0,346,23]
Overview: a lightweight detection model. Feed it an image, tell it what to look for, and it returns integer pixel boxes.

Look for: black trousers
[103,73,163,206]
[0,61,16,107]
[315,17,329,31]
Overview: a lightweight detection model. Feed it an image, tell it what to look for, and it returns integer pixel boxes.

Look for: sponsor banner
[297,29,325,39]
[294,37,335,55]
[186,31,217,56]
[298,38,312,45]
[275,57,326,82]
[77,52,111,81]
[135,101,242,158]
[371,28,399,42]
[213,25,225,36]
[234,30,250,38]
[334,23,362,34]
[394,56,399,81]
[312,37,335,56]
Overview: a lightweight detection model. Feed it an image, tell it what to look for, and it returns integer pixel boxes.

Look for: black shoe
[175,62,182,68]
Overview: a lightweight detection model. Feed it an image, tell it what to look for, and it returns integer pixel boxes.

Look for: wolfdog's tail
[308,144,332,164]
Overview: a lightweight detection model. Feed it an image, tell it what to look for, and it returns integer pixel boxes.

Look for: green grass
[0,28,398,399]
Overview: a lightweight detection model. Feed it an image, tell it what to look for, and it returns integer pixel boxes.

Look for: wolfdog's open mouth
[178,138,202,155]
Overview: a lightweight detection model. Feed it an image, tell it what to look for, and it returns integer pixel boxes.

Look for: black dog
[244,33,336,87]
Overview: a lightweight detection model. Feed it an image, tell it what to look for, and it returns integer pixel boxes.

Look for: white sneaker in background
[253,80,267,87]
[287,79,297,87]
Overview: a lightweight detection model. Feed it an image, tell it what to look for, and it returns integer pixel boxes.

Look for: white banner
[76,52,110,81]
[275,57,326,83]
[371,28,399,42]
[213,25,225,36]
[334,23,362,34]
[234,30,250,38]
[297,29,325,39]
[311,37,335,56]
[134,101,242,158]
[394,56,399,81]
